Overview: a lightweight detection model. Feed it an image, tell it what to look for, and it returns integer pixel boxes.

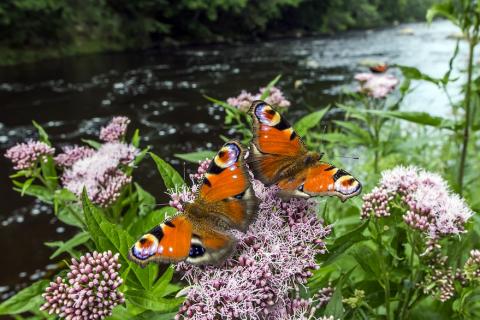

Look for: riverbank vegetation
[0,0,438,66]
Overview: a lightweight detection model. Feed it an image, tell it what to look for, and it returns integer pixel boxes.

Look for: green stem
[458,37,476,195]
[399,232,417,319]
[374,222,391,320]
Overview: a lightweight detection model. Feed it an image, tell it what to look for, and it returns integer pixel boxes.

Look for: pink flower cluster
[5,140,55,170]
[55,146,96,168]
[189,159,211,182]
[99,116,130,142]
[40,251,125,319]
[168,185,197,212]
[362,166,473,245]
[61,142,138,207]
[354,73,399,98]
[174,179,331,319]
[227,86,291,112]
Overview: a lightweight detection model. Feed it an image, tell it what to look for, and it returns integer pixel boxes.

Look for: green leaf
[82,192,157,290]
[204,95,241,114]
[57,206,85,228]
[128,207,177,238]
[32,120,50,145]
[321,221,369,266]
[0,280,48,315]
[45,231,90,259]
[426,2,457,25]
[132,129,141,147]
[352,108,457,130]
[132,311,178,320]
[150,153,185,189]
[13,184,53,203]
[324,281,344,319]
[152,266,176,296]
[21,178,34,196]
[81,139,101,149]
[135,183,156,216]
[293,107,330,137]
[125,289,184,312]
[134,146,151,166]
[174,151,216,163]
[260,74,282,100]
[396,65,443,85]
[41,156,58,190]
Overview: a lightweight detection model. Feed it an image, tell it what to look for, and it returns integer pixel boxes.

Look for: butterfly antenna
[155,202,170,207]
[335,155,360,160]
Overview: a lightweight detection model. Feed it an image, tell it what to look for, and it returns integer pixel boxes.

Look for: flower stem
[374,222,391,320]
[458,37,476,195]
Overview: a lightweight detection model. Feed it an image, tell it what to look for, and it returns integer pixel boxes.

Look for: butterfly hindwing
[129,214,192,267]
[277,162,362,201]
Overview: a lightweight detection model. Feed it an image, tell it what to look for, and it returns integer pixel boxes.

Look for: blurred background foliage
[0,0,439,65]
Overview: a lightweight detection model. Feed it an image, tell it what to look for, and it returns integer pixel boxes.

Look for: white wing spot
[233,175,238,179]
[169,247,173,253]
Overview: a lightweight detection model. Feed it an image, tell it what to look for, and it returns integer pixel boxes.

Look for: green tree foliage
[0,0,439,64]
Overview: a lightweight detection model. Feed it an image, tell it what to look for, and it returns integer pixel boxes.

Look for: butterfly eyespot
[139,238,147,245]
[234,191,246,199]
[297,184,305,192]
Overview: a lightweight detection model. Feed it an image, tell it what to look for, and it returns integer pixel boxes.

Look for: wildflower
[464,249,480,281]
[167,185,196,212]
[362,166,473,249]
[41,251,125,319]
[55,146,96,168]
[61,142,138,207]
[227,90,257,112]
[175,179,330,319]
[99,116,130,142]
[189,159,211,182]
[261,86,291,108]
[354,73,399,98]
[422,255,456,302]
[227,86,291,112]
[5,140,55,170]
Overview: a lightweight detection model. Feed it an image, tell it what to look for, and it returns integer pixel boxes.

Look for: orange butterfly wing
[249,100,306,156]
[277,162,362,201]
[129,215,192,266]
[198,140,258,231]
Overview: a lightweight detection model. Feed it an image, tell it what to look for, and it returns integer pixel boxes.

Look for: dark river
[0,20,463,301]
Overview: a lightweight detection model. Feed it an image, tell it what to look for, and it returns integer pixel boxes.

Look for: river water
[0,20,463,301]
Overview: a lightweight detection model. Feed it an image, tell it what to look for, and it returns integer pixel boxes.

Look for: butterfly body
[248,101,362,201]
[129,141,258,267]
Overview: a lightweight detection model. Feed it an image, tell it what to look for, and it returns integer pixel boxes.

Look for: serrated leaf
[125,289,184,312]
[174,151,216,163]
[150,153,185,189]
[294,107,330,137]
[0,280,49,315]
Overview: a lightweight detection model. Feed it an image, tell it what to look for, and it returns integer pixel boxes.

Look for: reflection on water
[0,20,462,300]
